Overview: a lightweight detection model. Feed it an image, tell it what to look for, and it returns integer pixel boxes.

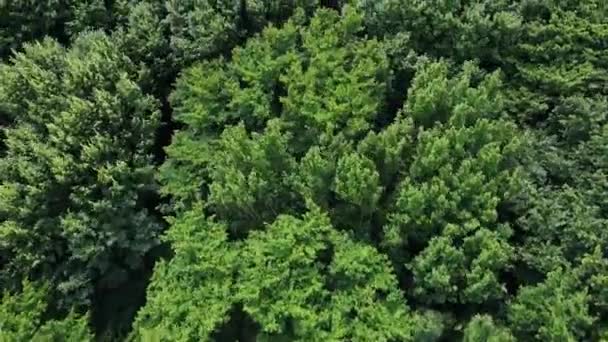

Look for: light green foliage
[330,151,383,239]
[390,119,521,242]
[0,38,66,126]
[236,212,333,340]
[164,6,389,154]
[576,248,608,320]
[237,210,414,341]
[281,7,389,140]
[33,312,93,342]
[132,206,237,341]
[151,6,525,339]
[357,117,415,185]
[409,310,446,342]
[0,32,161,310]
[334,152,382,213]
[290,117,415,240]
[206,120,297,235]
[161,7,393,215]
[509,269,594,341]
[140,10,442,330]
[134,208,422,341]
[0,281,47,339]
[293,146,335,209]
[408,227,512,305]
[0,281,92,341]
[463,315,515,342]
[404,61,503,127]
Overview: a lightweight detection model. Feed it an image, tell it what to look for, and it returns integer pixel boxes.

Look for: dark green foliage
[112,1,173,94]
[66,0,134,36]
[0,33,161,313]
[164,0,242,65]
[509,269,594,341]
[354,0,521,65]
[165,0,319,67]
[0,0,140,59]
[0,0,69,58]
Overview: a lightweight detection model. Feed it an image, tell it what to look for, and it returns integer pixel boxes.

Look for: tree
[142,10,446,339]
[0,0,142,59]
[160,6,394,219]
[237,209,417,341]
[509,268,594,341]
[66,0,135,36]
[384,61,521,308]
[463,315,514,342]
[165,0,319,67]
[134,207,430,341]
[131,205,237,341]
[153,7,527,339]
[112,1,173,95]
[354,0,521,66]
[3,1,608,340]
[0,281,92,341]
[0,0,70,58]
[0,32,162,315]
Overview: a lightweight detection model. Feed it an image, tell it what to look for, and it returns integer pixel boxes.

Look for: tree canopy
[1,0,607,340]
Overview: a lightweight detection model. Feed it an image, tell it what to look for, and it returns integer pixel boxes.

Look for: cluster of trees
[1,0,607,340]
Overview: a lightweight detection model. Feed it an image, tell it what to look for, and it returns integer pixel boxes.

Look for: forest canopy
[1,0,608,341]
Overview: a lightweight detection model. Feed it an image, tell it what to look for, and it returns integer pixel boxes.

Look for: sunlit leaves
[0,281,92,341]
[132,206,237,341]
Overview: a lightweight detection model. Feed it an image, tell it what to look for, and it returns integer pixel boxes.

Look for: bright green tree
[236,209,416,341]
[0,281,92,341]
[140,4,538,339]
[131,205,238,341]
[133,206,433,341]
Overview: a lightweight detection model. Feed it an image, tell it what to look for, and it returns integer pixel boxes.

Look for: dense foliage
[1,0,608,340]
[0,281,92,341]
